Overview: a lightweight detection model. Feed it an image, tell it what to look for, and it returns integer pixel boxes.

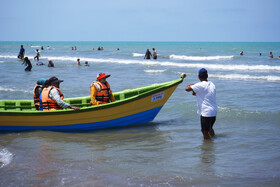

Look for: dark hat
[44,79,51,86]
[49,76,63,83]
[96,73,111,80]
[198,68,208,76]
[37,78,47,85]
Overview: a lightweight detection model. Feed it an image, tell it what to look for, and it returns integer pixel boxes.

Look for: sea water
[0,41,280,186]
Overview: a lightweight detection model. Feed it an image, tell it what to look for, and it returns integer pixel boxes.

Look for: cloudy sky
[1,0,279,41]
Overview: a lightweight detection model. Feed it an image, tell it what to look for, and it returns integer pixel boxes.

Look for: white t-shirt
[191,81,217,117]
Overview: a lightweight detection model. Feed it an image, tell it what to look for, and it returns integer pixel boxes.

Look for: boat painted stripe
[0,106,163,131]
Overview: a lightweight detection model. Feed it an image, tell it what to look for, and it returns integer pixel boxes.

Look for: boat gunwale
[0,77,184,116]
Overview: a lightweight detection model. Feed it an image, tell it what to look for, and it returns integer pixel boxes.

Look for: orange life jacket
[33,84,43,108]
[95,81,112,104]
[41,86,64,111]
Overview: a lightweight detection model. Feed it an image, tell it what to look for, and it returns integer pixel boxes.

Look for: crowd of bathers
[240,50,280,59]
[18,45,54,71]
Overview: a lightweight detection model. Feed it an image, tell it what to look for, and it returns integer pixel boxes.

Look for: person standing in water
[152,48,157,60]
[18,45,25,59]
[144,49,152,59]
[185,68,217,140]
[269,52,274,58]
[34,49,40,61]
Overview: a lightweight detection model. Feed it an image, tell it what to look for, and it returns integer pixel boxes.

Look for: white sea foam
[132,53,144,57]
[0,148,13,168]
[0,86,32,93]
[1,55,280,72]
[144,69,166,73]
[0,55,17,59]
[169,55,234,61]
[42,56,280,72]
[210,74,280,82]
[30,46,41,48]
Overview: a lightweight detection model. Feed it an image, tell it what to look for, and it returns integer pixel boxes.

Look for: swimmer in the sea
[23,57,32,71]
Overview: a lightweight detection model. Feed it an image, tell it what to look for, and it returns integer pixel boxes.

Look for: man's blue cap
[37,78,47,85]
[198,68,208,76]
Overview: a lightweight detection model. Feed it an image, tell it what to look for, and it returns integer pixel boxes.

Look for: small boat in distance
[0,74,186,131]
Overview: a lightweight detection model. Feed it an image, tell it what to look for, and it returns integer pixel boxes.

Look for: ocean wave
[169,55,234,61]
[0,55,17,59]
[210,74,280,82]
[0,148,13,168]
[30,46,41,48]
[132,53,144,57]
[144,69,166,73]
[0,86,32,93]
[1,55,280,72]
[43,56,280,72]
[217,105,280,119]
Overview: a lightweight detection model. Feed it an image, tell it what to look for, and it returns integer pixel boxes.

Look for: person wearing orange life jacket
[90,73,115,105]
[41,76,80,111]
[39,79,50,111]
[33,78,47,110]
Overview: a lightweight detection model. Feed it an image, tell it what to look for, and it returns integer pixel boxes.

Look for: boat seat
[67,98,91,108]
[0,101,5,111]
[19,101,33,111]
[124,91,139,99]
[119,93,125,100]
[2,101,16,111]
[0,100,34,111]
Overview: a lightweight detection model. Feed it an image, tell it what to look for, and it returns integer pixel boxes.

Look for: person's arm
[185,84,194,92]
[68,105,80,111]
[110,93,115,102]
[90,84,100,105]
[185,84,196,96]
[50,89,80,110]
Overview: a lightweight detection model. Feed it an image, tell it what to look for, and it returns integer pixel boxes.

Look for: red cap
[97,73,111,80]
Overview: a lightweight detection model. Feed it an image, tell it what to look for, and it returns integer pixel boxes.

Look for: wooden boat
[0,74,186,131]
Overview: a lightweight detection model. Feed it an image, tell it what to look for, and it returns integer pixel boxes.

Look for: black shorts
[200,116,216,133]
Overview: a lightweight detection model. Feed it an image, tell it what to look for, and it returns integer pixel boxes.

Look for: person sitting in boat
[39,79,50,111]
[33,78,47,110]
[90,73,115,105]
[41,76,80,111]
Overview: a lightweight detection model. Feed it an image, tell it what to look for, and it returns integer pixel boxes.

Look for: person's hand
[70,106,80,111]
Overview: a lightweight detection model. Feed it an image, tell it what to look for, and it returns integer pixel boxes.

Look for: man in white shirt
[185,68,217,140]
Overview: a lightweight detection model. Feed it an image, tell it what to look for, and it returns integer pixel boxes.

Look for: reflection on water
[199,140,215,174]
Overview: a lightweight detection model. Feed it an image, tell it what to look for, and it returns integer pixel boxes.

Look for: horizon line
[0,40,280,43]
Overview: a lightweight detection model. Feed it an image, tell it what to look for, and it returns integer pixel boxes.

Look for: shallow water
[0,41,280,186]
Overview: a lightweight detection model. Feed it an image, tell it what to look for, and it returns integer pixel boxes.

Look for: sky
[0,0,280,42]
